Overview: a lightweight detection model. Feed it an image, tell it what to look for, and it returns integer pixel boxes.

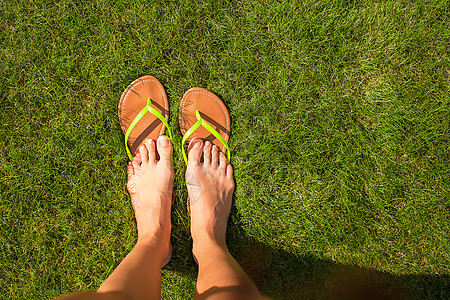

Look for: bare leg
[97,136,174,299]
[186,139,262,300]
[56,136,174,300]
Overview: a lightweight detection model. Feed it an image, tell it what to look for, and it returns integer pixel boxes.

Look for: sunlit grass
[1,0,448,299]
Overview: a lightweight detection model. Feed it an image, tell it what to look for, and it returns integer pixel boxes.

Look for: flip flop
[118,75,172,160]
[178,87,231,164]
[118,75,173,267]
[179,88,231,265]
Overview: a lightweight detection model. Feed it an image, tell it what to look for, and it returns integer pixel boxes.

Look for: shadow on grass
[168,203,449,300]
[226,217,449,300]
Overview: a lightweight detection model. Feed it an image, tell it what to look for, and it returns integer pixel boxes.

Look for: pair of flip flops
[118,76,231,267]
[118,75,231,162]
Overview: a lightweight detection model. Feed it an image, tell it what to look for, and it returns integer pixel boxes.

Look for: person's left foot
[126,136,174,246]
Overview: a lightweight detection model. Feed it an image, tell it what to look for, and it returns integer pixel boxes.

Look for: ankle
[137,231,170,257]
[192,234,228,260]
[138,221,171,241]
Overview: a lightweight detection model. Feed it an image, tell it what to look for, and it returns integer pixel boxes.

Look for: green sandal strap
[181,110,230,164]
[124,97,173,160]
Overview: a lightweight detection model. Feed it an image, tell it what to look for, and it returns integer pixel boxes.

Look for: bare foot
[186,138,235,257]
[126,136,173,249]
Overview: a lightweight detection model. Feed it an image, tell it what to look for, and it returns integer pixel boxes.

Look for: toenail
[192,139,202,148]
[205,141,211,146]
[140,145,145,151]
[147,139,153,145]
[158,135,170,146]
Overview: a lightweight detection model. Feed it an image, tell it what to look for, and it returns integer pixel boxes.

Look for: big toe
[157,135,173,163]
[187,138,204,166]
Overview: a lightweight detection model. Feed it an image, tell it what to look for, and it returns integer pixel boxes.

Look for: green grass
[1,0,449,299]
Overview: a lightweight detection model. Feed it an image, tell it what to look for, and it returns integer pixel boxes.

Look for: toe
[226,164,233,179]
[132,154,141,170]
[135,152,143,164]
[157,135,173,164]
[219,152,227,170]
[203,141,212,165]
[188,138,203,165]
[146,139,156,164]
[139,144,148,166]
[211,145,219,167]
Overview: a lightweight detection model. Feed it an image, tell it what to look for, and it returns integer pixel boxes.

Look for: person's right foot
[186,138,235,256]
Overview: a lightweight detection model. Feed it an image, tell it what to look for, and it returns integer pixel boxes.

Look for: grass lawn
[1,0,449,299]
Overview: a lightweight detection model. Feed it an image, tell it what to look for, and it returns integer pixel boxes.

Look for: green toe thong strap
[181,110,230,164]
[124,97,173,160]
